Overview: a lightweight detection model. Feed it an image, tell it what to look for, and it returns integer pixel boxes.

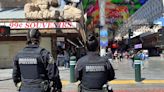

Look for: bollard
[134,60,141,82]
[70,56,76,83]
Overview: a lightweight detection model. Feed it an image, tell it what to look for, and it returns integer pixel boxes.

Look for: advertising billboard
[134,43,142,49]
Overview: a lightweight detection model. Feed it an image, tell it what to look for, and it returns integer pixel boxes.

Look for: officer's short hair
[86,34,98,51]
[27,29,41,44]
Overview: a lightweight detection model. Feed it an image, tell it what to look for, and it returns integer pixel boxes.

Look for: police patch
[19,58,37,64]
[86,65,105,72]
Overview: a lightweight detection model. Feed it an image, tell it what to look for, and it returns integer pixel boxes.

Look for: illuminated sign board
[134,43,142,49]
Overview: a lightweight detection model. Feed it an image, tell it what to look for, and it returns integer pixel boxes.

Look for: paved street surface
[111,57,164,80]
[0,57,164,92]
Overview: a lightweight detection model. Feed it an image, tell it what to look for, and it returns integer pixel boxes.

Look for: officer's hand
[16,82,22,91]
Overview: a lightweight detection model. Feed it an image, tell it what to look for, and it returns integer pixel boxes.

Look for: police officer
[12,29,62,92]
[75,34,115,92]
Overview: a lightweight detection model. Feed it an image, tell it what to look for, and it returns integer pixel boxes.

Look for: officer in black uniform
[12,29,62,92]
[75,34,115,92]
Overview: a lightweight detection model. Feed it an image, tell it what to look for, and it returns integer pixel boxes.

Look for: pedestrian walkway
[60,57,164,91]
[110,57,164,80]
[0,57,164,92]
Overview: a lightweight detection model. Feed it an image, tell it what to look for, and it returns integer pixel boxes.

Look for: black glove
[51,88,62,92]
[57,89,62,92]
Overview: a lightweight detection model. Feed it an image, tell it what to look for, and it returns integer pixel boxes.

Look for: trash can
[134,60,141,82]
[70,56,76,83]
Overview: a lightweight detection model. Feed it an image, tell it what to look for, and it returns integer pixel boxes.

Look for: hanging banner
[0,21,77,29]
[100,27,108,47]
[100,37,108,47]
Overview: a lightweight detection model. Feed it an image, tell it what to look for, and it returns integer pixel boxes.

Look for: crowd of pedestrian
[56,47,71,68]
[131,50,149,69]
[106,49,124,63]
[105,48,149,70]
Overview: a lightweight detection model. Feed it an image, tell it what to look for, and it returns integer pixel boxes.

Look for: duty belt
[79,84,103,92]
[23,84,41,88]
[22,79,43,88]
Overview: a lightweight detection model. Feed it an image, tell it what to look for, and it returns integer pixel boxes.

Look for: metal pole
[99,0,105,26]
[99,0,106,57]
[128,29,131,48]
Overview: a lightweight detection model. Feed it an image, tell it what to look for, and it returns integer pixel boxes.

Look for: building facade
[0,0,86,68]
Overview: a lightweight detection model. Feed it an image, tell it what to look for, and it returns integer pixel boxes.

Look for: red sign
[0,21,77,29]
[0,26,10,36]
[0,28,5,33]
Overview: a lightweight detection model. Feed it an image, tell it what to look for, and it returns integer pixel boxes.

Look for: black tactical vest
[17,47,47,83]
[81,63,108,89]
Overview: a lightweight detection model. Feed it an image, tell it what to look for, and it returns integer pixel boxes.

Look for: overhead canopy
[83,0,148,30]
[0,8,25,19]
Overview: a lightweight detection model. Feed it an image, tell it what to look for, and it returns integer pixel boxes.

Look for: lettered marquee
[0,21,77,29]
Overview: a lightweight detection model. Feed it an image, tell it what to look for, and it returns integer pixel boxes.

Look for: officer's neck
[87,51,98,54]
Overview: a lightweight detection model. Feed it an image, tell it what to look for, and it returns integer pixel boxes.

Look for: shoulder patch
[48,54,55,64]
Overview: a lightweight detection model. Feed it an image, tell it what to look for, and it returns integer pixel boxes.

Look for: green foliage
[111,0,124,3]
[82,0,96,12]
